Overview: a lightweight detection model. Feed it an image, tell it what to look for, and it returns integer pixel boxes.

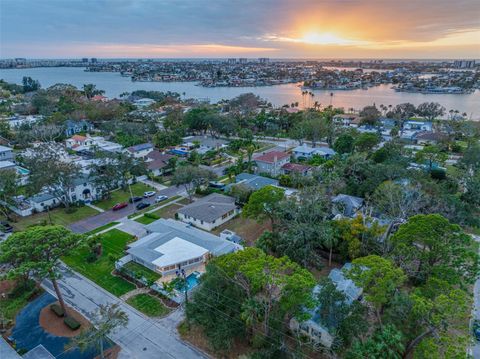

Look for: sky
[1,0,479,59]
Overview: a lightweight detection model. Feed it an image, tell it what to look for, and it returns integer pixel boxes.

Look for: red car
[112,202,128,211]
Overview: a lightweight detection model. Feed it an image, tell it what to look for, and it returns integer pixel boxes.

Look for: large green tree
[172,165,216,202]
[0,225,85,316]
[390,214,479,285]
[242,185,285,227]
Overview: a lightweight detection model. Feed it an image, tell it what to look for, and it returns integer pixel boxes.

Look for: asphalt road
[69,186,186,234]
[42,265,205,359]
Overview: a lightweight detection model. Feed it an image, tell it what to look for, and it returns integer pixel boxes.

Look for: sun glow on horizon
[299,32,362,46]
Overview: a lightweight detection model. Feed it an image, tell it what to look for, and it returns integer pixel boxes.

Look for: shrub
[50,304,65,317]
[144,212,160,220]
[64,316,81,330]
[85,252,98,263]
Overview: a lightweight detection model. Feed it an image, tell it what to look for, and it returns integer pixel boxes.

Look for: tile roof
[255,151,290,164]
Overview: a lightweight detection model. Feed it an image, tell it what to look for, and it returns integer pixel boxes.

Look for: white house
[125,143,154,158]
[134,98,156,108]
[292,145,336,160]
[0,145,14,162]
[118,218,241,283]
[254,151,290,176]
[176,193,240,231]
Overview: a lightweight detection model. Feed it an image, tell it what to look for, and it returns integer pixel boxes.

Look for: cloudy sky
[1,0,479,59]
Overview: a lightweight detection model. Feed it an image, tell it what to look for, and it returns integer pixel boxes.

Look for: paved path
[69,186,186,234]
[139,179,168,192]
[42,265,205,359]
[86,203,105,213]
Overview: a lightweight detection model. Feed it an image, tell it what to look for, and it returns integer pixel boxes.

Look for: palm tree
[67,304,128,359]
[329,92,334,106]
[246,145,255,173]
[82,84,105,100]
[322,229,338,267]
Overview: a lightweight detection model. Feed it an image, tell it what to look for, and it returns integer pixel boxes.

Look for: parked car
[473,320,480,341]
[0,221,13,233]
[112,202,128,211]
[143,191,156,198]
[129,196,142,203]
[155,195,169,203]
[136,202,151,210]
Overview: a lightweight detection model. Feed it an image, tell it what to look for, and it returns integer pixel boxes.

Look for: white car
[143,191,156,198]
[155,195,169,203]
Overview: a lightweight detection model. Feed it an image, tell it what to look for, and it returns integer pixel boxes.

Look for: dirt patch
[0,280,15,296]
[39,302,91,337]
[212,216,271,246]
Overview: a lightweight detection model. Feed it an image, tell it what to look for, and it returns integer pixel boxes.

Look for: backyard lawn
[86,221,119,236]
[122,261,161,284]
[126,293,170,317]
[95,182,154,211]
[212,215,270,245]
[63,229,136,297]
[10,205,99,232]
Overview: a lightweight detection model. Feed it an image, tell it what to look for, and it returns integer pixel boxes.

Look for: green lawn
[11,205,99,232]
[0,282,43,324]
[127,195,182,219]
[122,261,161,283]
[151,203,183,219]
[86,222,120,236]
[135,214,160,225]
[95,183,154,210]
[126,294,171,317]
[63,229,136,296]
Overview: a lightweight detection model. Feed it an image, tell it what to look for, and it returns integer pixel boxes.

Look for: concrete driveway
[42,265,206,359]
[70,186,186,234]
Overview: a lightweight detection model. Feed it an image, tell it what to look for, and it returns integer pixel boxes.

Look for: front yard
[212,215,270,245]
[95,182,154,211]
[126,293,171,317]
[63,229,136,296]
[10,205,99,232]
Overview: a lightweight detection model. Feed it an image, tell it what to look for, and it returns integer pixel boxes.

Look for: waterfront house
[65,135,95,150]
[414,131,448,145]
[403,120,432,132]
[177,193,240,231]
[290,263,363,349]
[118,218,241,283]
[254,151,290,176]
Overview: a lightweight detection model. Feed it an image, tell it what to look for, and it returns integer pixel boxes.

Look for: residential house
[0,145,13,162]
[182,135,229,154]
[290,263,363,348]
[229,173,279,191]
[65,135,95,150]
[403,120,433,132]
[134,98,156,108]
[64,119,93,136]
[292,145,336,160]
[414,131,449,145]
[125,143,154,158]
[333,114,361,128]
[176,193,240,231]
[332,194,364,218]
[254,151,290,176]
[281,163,312,176]
[0,160,29,185]
[117,218,241,283]
[146,150,175,177]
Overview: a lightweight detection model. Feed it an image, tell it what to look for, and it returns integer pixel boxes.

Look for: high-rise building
[227,58,236,64]
[90,58,98,63]
[82,58,89,63]
[453,60,476,69]
[238,58,248,64]
[258,58,270,64]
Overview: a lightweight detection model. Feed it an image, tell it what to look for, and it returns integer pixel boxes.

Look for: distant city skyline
[1,0,479,59]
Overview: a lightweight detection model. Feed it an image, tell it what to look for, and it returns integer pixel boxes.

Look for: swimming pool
[175,272,201,291]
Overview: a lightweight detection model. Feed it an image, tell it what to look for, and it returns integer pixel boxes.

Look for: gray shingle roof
[128,219,239,265]
[177,193,237,223]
